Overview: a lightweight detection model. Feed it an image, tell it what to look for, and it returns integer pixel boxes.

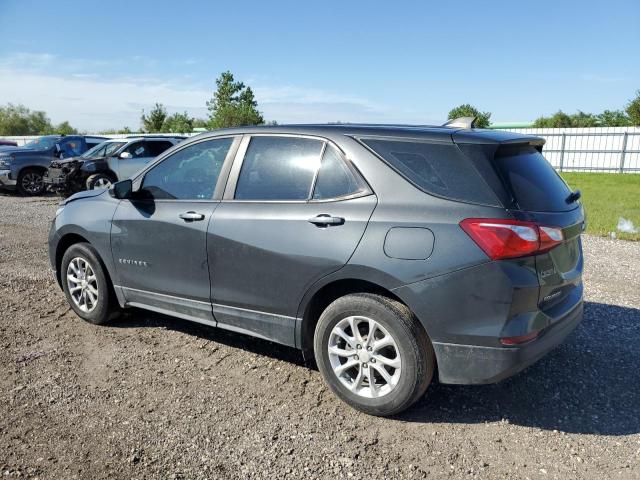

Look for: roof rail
[442,116,476,129]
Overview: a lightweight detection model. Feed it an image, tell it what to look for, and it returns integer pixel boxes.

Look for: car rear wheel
[86,173,114,190]
[314,293,435,416]
[61,242,121,325]
[17,168,45,195]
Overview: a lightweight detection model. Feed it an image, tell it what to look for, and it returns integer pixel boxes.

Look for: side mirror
[119,151,132,159]
[109,179,133,199]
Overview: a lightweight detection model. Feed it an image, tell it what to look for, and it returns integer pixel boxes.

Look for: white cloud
[0,52,433,131]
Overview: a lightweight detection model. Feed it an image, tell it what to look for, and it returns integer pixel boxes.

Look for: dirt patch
[1,194,639,479]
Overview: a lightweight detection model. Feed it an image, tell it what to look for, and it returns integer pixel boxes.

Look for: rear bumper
[433,300,583,384]
[0,169,16,187]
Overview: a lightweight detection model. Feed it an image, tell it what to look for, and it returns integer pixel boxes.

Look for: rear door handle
[308,214,345,227]
[179,211,205,221]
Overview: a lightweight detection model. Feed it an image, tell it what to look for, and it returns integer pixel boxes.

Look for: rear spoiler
[452,130,545,150]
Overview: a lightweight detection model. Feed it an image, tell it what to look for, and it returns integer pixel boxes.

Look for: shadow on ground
[111,301,639,435]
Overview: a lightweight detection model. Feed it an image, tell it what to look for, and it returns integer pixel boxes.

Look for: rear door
[490,145,585,312]
[207,135,376,346]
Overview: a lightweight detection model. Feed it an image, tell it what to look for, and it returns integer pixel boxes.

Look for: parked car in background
[45,136,183,195]
[49,122,585,416]
[0,139,18,147]
[0,135,106,195]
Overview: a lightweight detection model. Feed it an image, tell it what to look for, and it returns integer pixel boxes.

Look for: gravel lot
[1,192,639,479]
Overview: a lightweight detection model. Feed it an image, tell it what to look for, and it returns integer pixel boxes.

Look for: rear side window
[312,146,367,200]
[360,138,499,206]
[123,141,150,158]
[493,146,573,212]
[235,136,323,200]
[147,141,174,156]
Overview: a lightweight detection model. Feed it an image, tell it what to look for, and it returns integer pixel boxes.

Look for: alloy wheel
[328,315,402,398]
[92,177,112,189]
[21,172,43,194]
[66,257,99,313]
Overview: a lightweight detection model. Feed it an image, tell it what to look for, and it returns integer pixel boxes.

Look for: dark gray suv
[48,123,585,416]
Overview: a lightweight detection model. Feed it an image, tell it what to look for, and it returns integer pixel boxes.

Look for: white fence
[3,127,640,173]
[499,126,640,173]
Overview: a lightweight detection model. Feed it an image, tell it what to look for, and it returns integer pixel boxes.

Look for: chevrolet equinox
[48,121,585,416]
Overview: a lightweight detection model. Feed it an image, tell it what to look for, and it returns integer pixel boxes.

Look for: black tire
[17,167,46,196]
[314,293,435,416]
[61,242,121,325]
[85,173,114,191]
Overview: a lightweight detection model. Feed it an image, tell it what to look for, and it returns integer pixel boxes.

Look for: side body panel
[207,196,377,346]
[110,199,218,322]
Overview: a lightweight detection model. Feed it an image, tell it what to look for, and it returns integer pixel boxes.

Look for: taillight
[460,218,564,260]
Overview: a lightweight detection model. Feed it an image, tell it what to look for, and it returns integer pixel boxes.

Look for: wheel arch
[54,233,91,287]
[298,277,415,365]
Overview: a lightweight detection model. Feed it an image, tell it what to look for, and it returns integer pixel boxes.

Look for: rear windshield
[359,138,500,206]
[493,146,573,212]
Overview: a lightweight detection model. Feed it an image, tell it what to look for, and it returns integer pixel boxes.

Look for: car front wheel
[314,293,435,416]
[61,242,121,325]
[17,168,45,195]
[86,173,114,190]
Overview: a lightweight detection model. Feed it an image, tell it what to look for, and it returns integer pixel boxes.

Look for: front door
[111,136,237,323]
[208,136,376,346]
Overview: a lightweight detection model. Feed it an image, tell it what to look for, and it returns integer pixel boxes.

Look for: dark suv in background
[48,122,585,416]
[45,136,182,195]
[0,135,105,195]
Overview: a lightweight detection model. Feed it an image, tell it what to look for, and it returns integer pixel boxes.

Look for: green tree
[163,112,194,133]
[533,110,573,128]
[447,104,491,128]
[570,110,599,127]
[626,90,640,126]
[192,118,209,129]
[55,121,78,135]
[207,71,264,129]
[141,103,168,133]
[0,104,57,135]
[597,110,630,127]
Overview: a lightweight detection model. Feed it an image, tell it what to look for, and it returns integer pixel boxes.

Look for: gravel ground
[0,192,639,480]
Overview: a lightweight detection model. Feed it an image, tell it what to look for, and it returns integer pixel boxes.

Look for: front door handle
[308,214,345,227]
[179,211,205,222]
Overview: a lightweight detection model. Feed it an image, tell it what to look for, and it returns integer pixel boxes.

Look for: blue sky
[0,0,638,131]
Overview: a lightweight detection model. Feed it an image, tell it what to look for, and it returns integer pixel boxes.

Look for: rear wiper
[566,189,581,204]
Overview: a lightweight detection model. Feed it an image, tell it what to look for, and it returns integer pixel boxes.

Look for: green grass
[560,172,640,241]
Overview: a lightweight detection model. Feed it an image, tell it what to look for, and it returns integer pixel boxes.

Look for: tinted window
[147,140,174,156]
[312,145,366,200]
[361,139,499,206]
[493,146,573,212]
[141,138,233,200]
[235,136,323,200]
[123,141,150,158]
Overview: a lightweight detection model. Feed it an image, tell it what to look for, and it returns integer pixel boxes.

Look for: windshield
[23,136,60,150]
[81,141,125,158]
[105,141,126,156]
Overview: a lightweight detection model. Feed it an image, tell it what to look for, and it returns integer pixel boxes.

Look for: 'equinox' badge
[119,258,149,267]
